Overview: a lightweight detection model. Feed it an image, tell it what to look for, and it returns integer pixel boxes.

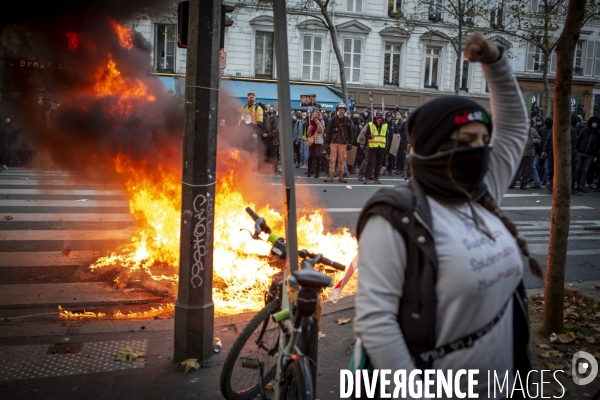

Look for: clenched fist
[464,33,500,64]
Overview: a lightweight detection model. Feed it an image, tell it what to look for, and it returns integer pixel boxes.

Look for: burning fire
[65,32,83,50]
[110,20,134,50]
[90,152,358,315]
[58,304,174,320]
[72,19,358,317]
[91,56,156,116]
[91,154,181,282]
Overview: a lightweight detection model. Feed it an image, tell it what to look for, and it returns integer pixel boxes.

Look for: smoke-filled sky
[0,0,183,175]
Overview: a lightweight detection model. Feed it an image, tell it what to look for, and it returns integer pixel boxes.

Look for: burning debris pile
[1,1,358,318]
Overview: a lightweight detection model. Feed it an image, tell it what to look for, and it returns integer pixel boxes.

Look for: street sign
[300,94,316,107]
[219,50,226,69]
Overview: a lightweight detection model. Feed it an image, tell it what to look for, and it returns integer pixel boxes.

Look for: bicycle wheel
[278,354,314,400]
[220,299,281,400]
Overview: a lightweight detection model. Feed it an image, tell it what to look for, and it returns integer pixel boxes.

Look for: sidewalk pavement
[2,283,600,400]
[0,295,355,400]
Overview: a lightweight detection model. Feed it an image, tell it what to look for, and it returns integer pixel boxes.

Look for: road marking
[521,236,600,242]
[0,179,120,186]
[273,183,396,187]
[0,200,129,207]
[501,206,593,210]
[0,189,126,196]
[323,206,595,213]
[0,251,102,267]
[0,282,162,307]
[502,193,552,197]
[0,213,135,222]
[0,230,134,241]
[514,220,600,226]
[528,244,600,256]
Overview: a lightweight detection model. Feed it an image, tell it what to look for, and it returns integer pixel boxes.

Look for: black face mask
[411,145,492,202]
[267,112,273,116]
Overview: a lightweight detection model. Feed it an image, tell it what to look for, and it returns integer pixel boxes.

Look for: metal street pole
[272,0,306,394]
[174,0,220,363]
[273,0,298,272]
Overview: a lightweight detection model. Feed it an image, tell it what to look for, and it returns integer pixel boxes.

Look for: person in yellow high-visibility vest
[359,110,388,184]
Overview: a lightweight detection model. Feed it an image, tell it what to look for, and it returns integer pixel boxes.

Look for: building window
[388,0,402,17]
[594,42,600,77]
[526,43,545,72]
[255,31,274,78]
[383,43,402,86]
[424,46,441,88]
[302,35,323,81]
[429,0,442,21]
[346,0,364,13]
[530,0,546,12]
[490,0,503,27]
[574,40,584,76]
[457,58,469,92]
[155,24,176,72]
[343,38,362,84]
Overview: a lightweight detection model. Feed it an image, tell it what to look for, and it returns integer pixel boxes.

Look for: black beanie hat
[407,97,492,156]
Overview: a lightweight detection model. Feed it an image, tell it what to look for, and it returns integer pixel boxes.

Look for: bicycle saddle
[292,258,333,288]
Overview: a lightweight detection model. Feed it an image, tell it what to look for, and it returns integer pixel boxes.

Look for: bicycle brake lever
[239,228,256,240]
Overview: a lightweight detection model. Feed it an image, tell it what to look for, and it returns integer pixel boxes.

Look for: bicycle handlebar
[246,207,346,272]
[245,207,272,239]
[298,250,346,271]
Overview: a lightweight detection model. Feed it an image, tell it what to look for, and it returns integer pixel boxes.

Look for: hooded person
[354,33,541,397]
[531,116,552,187]
[575,115,600,192]
[306,108,325,179]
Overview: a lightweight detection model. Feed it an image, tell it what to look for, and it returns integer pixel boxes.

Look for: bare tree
[228,0,349,105]
[487,0,599,113]
[543,0,587,334]
[396,0,489,95]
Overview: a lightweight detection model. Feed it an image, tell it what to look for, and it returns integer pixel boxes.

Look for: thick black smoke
[0,0,183,176]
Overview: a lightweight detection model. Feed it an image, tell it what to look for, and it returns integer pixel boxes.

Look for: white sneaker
[1,165,7,171]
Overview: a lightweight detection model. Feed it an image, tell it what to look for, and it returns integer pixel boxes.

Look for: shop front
[517,76,596,119]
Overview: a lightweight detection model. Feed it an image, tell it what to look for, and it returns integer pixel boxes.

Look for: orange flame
[58,304,174,320]
[110,20,134,50]
[91,56,156,116]
[91,152,358,315]
[65,32,83,50]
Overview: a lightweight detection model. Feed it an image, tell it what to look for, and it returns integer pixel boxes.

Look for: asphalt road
[284,172,600,290]
[0,167,598,316]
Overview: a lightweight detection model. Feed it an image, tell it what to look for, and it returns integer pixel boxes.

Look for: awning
[220,79,343,111]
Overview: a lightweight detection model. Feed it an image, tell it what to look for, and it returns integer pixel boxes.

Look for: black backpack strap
[357,184,438,369]
[513,280,532,379]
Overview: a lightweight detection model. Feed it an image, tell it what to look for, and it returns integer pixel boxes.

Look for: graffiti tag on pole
[190,192,213,289]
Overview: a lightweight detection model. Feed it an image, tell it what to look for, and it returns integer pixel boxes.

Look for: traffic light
[177,1,189,48]
[221,4,234,50]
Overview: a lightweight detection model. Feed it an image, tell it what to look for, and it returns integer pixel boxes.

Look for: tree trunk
[541,10,551,114]
[320,5,349,106]
[454,21,463,96]
[542,51,551,116]
[543,0,586,334]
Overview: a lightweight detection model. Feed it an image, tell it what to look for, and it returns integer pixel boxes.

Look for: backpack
[355,180,532,375]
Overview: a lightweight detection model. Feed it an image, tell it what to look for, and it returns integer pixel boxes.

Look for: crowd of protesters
[239,89,600,193]
[301,104,412,185]
[509,105,600,194]
[240,91,414,184]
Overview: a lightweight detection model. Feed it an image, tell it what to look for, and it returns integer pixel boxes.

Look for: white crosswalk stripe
[0,168,153,310]
[515,220,600,255]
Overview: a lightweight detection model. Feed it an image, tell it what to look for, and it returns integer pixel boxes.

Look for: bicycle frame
[273,285,321,396]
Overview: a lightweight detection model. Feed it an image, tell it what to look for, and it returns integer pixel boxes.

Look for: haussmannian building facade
[132,0,600,117]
